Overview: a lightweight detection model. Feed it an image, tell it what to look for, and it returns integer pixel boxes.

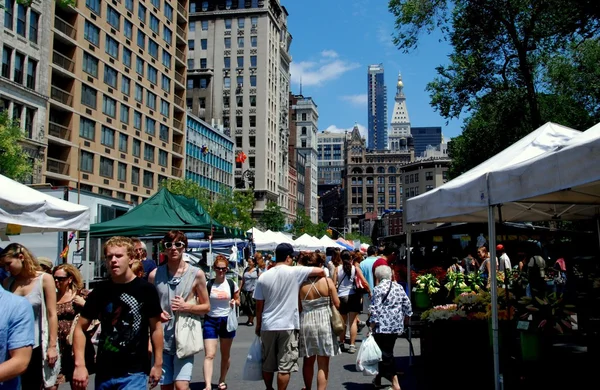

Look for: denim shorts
[203,315,236,339]
[159,353,194,385]
[96,372,147,390]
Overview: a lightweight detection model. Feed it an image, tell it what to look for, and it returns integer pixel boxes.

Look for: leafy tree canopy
[0,111,33,181]
[258,201,286,232]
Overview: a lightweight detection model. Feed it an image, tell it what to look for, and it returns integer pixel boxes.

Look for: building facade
[344,124,413,231]
[186,0,292,217]
[411,126,443,157]
[367,64,387,150]
[317,130,346,190]
[185,114,234,196]
[1,0,53,184]
[287,165,297,222]
[402,157,451,232]
[290,93,318,223]
[296,148,306,214]
[319,185,343,229]
[40,0,187,204]
[388,73,412,151]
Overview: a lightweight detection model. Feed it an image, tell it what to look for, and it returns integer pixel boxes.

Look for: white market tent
[294,233,323,251]
[253,229,279,251]
[404,122,589,390]
[319,235,346,249]
[0,174,90,234]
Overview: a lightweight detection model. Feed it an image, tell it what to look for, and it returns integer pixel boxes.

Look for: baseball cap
[275,243,296,262]
[496,244,504,251]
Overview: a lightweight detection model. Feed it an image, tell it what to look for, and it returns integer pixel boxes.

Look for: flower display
[517,293,577,334]
[421,304,466,323]
[416,274,441,295]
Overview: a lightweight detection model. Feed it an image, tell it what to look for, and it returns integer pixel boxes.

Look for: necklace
[167,263,186,286]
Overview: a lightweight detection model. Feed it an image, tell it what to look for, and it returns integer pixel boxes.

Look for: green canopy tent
[90,188,246,239]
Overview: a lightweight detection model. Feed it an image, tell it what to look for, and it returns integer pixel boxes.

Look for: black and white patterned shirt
[369,279,413,335]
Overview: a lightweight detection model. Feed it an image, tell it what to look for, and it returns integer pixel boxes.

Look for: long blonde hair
[0,243,41,279]
[53,263,84,291]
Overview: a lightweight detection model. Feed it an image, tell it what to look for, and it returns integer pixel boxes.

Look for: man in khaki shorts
[253,243,325,390]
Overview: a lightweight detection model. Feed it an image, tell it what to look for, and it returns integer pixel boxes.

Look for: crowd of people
[0,232,413,390]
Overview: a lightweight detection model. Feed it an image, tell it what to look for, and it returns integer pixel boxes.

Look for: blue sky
[284,0,464,140]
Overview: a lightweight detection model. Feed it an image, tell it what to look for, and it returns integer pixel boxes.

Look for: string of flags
[59,232,76,260]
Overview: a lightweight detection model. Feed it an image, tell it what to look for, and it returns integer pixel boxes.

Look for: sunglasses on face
[164,241,185,249]
[54,276,69,281]
[214,266,228,271]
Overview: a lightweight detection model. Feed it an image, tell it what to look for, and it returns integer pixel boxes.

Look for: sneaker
[348,344,357,354]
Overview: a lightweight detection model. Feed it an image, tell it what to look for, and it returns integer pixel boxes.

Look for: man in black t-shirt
[72,236,164,390]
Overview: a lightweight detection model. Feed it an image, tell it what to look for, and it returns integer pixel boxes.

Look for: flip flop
[218,382,228,390]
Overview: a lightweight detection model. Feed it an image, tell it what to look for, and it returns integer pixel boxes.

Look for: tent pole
[596,218,600,252]
[406,231,412,366]
[85,232,90,290]
[488,206,500,390]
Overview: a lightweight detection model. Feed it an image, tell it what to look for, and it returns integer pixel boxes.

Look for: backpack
[207,278,235,298]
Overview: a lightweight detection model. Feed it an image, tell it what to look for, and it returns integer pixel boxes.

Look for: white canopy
[489,123,600,218]
[319,235,346,249]
[294,233,323,251]
[406,122,582,224]
[0,175,90,234]
[253,229,279,251]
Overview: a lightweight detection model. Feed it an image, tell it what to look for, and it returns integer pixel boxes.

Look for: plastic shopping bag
[242,336,263,381]
[227,307,238,332]
[356,334,382,374]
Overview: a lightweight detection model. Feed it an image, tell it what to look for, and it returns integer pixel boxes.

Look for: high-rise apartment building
[186,0,292,218]
[367,64,387,150]
[1,0,52,184]
[290,93,318,223]
[388,72,412,151]
[317,130,347,191]
[42,0,188,204]
[411,126,443,157]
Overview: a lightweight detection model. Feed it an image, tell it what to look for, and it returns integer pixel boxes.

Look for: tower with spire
[388,72,413,151]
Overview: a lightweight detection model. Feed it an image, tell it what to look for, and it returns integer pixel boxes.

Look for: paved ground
[61,314,421,390]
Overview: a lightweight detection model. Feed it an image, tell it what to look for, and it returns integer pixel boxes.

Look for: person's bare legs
[348,312,358,347]
[218,338,234,387]
[302,356,316,390]
[391,374,401,390]
[316,355,330,390]
[339,313,348,345]
[263,371,275,390]
[277,372,291,390]
[203,338,218,390]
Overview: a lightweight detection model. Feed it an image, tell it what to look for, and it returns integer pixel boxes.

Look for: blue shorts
[96,372,147,389]
[159,353,194,385]
[203,315,236,339]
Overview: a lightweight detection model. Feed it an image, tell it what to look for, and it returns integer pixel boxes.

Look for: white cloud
[340,94,368,106]
[290,52,360,87]
[321,50,339,58]
[324,124,368,138]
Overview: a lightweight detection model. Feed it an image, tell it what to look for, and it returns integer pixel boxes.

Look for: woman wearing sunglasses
[203,255,240,390]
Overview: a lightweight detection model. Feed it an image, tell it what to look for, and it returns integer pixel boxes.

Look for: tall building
[290,93,318,223]
[1,0,52,184]
[185,114,234,196]
[317,130,347,193]
[42,0,187,204]
[186,0,292,218]
[388,72,412,151]
[367,64,387,150]
[411,126,443,157]
[344,124,413,231]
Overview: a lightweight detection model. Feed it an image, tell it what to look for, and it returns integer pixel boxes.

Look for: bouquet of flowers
[416,274,441,295]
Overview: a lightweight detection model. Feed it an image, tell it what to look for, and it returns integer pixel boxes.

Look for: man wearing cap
[497,245,511,272]
[253,243,325,390]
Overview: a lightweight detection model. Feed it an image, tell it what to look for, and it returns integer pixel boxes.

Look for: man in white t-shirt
[496,244,512,272]
[253,243,325,390]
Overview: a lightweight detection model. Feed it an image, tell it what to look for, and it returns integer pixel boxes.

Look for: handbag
[227,307,238,332]
[40,274,61,388]
[327,279,345,337]
[175,297,204,359]
[354,271,370,296]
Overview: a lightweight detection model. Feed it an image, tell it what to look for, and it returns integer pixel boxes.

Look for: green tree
[0,111,33,181]
[345,232,372,246]
[259,201,286,231]
[291,208,311,236]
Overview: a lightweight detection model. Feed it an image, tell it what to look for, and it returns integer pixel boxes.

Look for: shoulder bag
[175,295,204,359]
[40,274,61,388]
[327,278,345,337]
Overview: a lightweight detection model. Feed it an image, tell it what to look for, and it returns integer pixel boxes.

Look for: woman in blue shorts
[203,255,240,390]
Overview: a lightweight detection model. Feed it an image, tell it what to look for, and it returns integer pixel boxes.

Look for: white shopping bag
[356,334,382,374]
[227,307,238,332]
[243,336,263,381]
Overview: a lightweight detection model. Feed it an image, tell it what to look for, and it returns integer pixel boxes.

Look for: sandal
[218,382,228,390]
[372,378,384,388]
[247,321,254,326]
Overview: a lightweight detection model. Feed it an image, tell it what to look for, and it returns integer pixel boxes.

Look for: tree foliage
[0,111,33,181]
[258,201,286,232]
[291,209,331,238]
[389,0,600,175]
[160,178,255,231]
[345,232,372,246]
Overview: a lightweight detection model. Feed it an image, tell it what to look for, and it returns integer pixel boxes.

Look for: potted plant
[415,274,440,309]
[445,271,470,298]
[517,292,577,361]
[465,271,486,292]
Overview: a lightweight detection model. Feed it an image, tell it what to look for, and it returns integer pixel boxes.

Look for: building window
[121,76,130,95]
[250,75,257,87]
[136,57,144,76]
[236,116,242,127]
[134,83,143,103]
[86,0,101,15]
[159,124,169,142]
[225,19,231,29]
[302,113,307,121]
[150,15,159,33]
[101,126,115,147]
[426,185,434,192]
[81,85,97,109]
[104,65,118,88]
[201,39,207,50]
[146,91,156,110]
[162,51,171,68]
[251,36,257,47]
[250,55,257,67]
[4,0,13,30]
[146,117,156,135]
[249,136,256,147]
[83,53,99,77]
[223,95,230,107]
[138,4,146,23]
[224,37,231,49]
[251,16,258,27]
[102,96,117,118]
[236,95,243,107]
[249,116,256,127]
[249,156,255,168]
[26,59,36,89]
[132,138,141,157]
[238,17,245,28]
[118,162,127,182]
[100,157,114,178]
[120,105,129,124]
[123,47,132,68]
[237,56,243,68]
[148,40,159,59]
[200,58,207,68]
[160,99,169,116]
[107,6,120,30]
[426,171,433,180]
[131,166,140,185]
[119,133,128,152]
[187,78,194,89]
[235,136,242,147]
[124,20,133,39]
[29,11,39,44]
[224,57,230,68]
[144,144,155,162]
[80,151,94,173]
[84,21,100,46]
[12,51,23,84]
[125,0,134,12]
[249,95,256,107]
[159,150,167,166]
[201,1,209,11]
[16,4,26,37]
[224,77,231,88]
[163,27,172,45]
[137,30,146,50]
[236,75,243,87]
[188,40,195,50]
[1,47,11,79]
[147,65,157,85]
[143,170,154,188]
[237,37,244,48]
[201,20,208,30]
[165,3,173,20]
[301,126,307,135]
[200,78,207,88]
[79,117,95,140]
